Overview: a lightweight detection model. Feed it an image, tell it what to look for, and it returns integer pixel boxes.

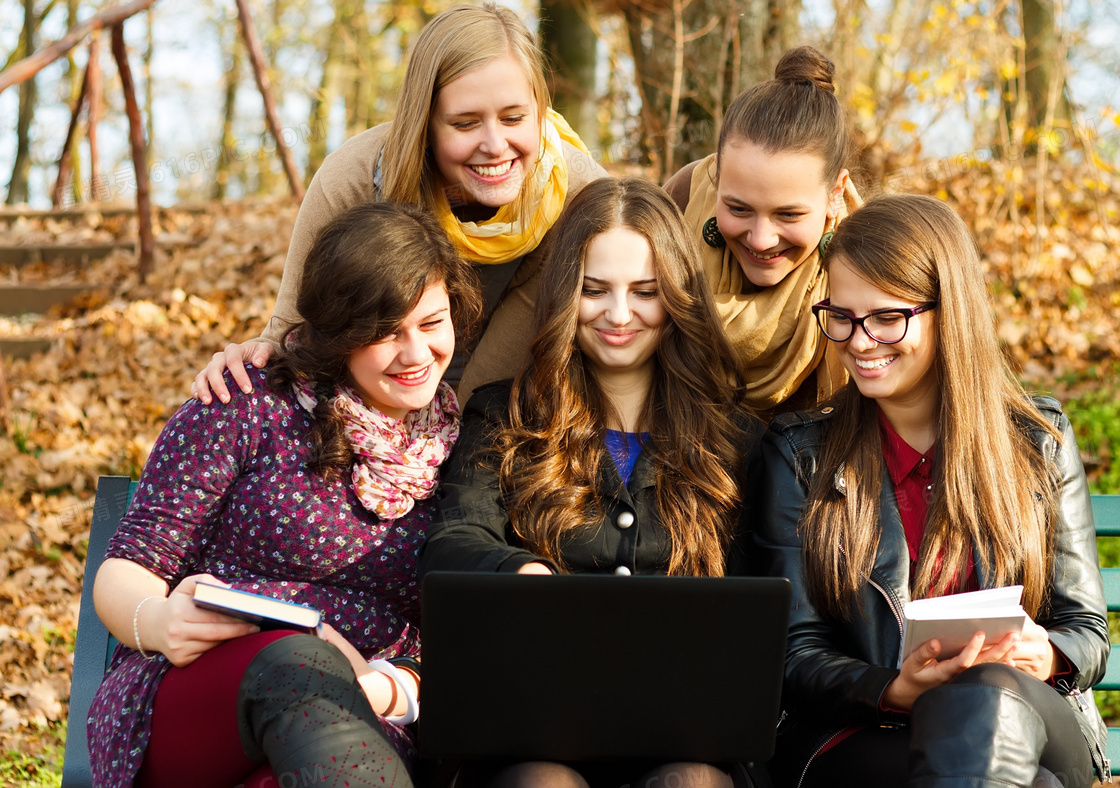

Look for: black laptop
[419,573,790,763]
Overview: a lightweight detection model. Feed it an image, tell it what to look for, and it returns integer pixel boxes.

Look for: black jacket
[420,381,765,576]
[753,395,1110,782]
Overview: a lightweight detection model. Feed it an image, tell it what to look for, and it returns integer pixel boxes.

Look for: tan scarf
[432,109,590,265]
[683,154,860,412]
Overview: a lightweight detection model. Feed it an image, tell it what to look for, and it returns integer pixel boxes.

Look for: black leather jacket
[753,395,1110,784]
[420,381,764,576]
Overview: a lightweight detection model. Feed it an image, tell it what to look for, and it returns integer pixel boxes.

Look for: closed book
[899,585,1026,666]
[193,581,322,632]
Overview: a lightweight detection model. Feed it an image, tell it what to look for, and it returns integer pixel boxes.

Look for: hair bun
[774,46,836,94]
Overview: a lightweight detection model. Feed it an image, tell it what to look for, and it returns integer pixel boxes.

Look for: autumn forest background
[1,0,1119,782]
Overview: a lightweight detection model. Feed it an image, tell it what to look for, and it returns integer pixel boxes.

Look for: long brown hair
[380,3,550,223]
[497,178,749,576]
[268,202,481,478]
[800,194,1059,619]
[718,45,850,184]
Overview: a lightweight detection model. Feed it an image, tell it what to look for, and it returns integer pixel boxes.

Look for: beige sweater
[260,121,607,401]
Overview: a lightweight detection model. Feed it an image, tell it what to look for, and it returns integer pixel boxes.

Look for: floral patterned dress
[87,366,431,786]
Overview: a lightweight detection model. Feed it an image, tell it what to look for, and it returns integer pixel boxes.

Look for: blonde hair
[380,3,550,223]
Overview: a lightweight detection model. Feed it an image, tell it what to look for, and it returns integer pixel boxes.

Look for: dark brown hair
[799,194,1060,619]
[497,177,750,576]
[269,202,482,477]
[718,46,850,183]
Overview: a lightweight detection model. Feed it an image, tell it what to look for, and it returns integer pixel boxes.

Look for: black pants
[800,664,1096,788]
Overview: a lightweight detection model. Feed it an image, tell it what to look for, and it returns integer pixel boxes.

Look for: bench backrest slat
[62,476,135,788]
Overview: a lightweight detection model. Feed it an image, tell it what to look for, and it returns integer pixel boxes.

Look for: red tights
[134,630,295,788]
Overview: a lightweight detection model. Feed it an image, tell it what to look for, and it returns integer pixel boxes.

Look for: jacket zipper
[796,728,845,788]
[793,566,902,787]
[868,577,905,644]
[1060,683,1112,782]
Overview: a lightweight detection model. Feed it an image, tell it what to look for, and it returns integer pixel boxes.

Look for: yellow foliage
[852,83,878,123]
[934,71,958,96]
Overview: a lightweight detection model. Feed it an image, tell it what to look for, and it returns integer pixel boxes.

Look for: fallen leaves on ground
[0,160,1117,760]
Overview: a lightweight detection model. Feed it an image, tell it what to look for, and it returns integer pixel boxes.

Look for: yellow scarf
[433,109,588,265]
[683,154,860,413]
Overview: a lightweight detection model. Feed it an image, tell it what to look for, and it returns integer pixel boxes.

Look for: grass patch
[0,724,65,787]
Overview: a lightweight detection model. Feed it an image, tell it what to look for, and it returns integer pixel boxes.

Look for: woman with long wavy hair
[755,194,1109,787]
[420,177,764,787]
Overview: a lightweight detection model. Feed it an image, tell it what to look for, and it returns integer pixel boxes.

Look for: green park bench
[59,478,1120,787]
[1088,493,1120,769]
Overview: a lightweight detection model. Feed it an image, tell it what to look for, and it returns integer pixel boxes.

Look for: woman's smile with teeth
[391,366,430,381]
[854,356,895,370]
[470,161,514,177]
[748,247,785,260]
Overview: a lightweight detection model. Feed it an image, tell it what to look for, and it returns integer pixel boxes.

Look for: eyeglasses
[811,299,938,344]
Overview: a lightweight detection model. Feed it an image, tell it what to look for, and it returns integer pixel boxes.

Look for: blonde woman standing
[193,3,605,404]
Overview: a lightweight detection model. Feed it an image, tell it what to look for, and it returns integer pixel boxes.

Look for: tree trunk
[88,32,104,201]
[1020,0,1070,136]
[0,0,158,95]
[66,0,84,205]
[341,0,373,140]
[52,60,89,208]
[617,0,799,181]
[6,0,38,205]
[234,0,306,201]
[214,31,243,199]
[111,23,154,281]
[144,6,155,152]
[540,0,599,149]
[307,0,346,180]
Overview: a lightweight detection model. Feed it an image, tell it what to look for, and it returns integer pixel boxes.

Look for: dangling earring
[702,217,726,248]
[818,213,838,259]
[818,231,835,259]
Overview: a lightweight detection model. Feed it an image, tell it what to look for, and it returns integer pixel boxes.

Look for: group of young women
[87,3,1109,788]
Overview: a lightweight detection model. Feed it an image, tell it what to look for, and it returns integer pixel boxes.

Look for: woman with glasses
[754,194,1109,787]
[664,45,861,418]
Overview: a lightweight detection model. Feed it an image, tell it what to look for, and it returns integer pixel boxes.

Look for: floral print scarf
[294,379,460,520]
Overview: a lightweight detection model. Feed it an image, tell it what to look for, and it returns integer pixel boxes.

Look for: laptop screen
[420,573,790,763]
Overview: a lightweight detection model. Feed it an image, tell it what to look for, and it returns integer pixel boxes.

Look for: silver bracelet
[133,595,162,660]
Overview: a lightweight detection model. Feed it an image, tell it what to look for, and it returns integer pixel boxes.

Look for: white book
[899,585,1026,666]
[193,581,322,632]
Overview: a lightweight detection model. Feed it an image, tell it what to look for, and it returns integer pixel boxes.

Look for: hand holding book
[132,573,261,668]
[884,628,1020,712]
[884,585,1059,711]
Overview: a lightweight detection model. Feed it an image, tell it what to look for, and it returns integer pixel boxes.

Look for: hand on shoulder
[191,341,273,405]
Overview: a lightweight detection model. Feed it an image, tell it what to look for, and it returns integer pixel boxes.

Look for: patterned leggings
[135,630,412,788]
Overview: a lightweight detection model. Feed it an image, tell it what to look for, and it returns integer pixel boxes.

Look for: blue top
[605,429,649,486]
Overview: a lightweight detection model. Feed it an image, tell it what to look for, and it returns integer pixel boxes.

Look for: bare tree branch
[234,0,306,202]
[0,0,158,95]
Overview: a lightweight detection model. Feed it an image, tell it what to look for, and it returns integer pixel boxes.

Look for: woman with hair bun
[192,2,606,406]
[755,194,1109,787]
[665,45,861,418]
